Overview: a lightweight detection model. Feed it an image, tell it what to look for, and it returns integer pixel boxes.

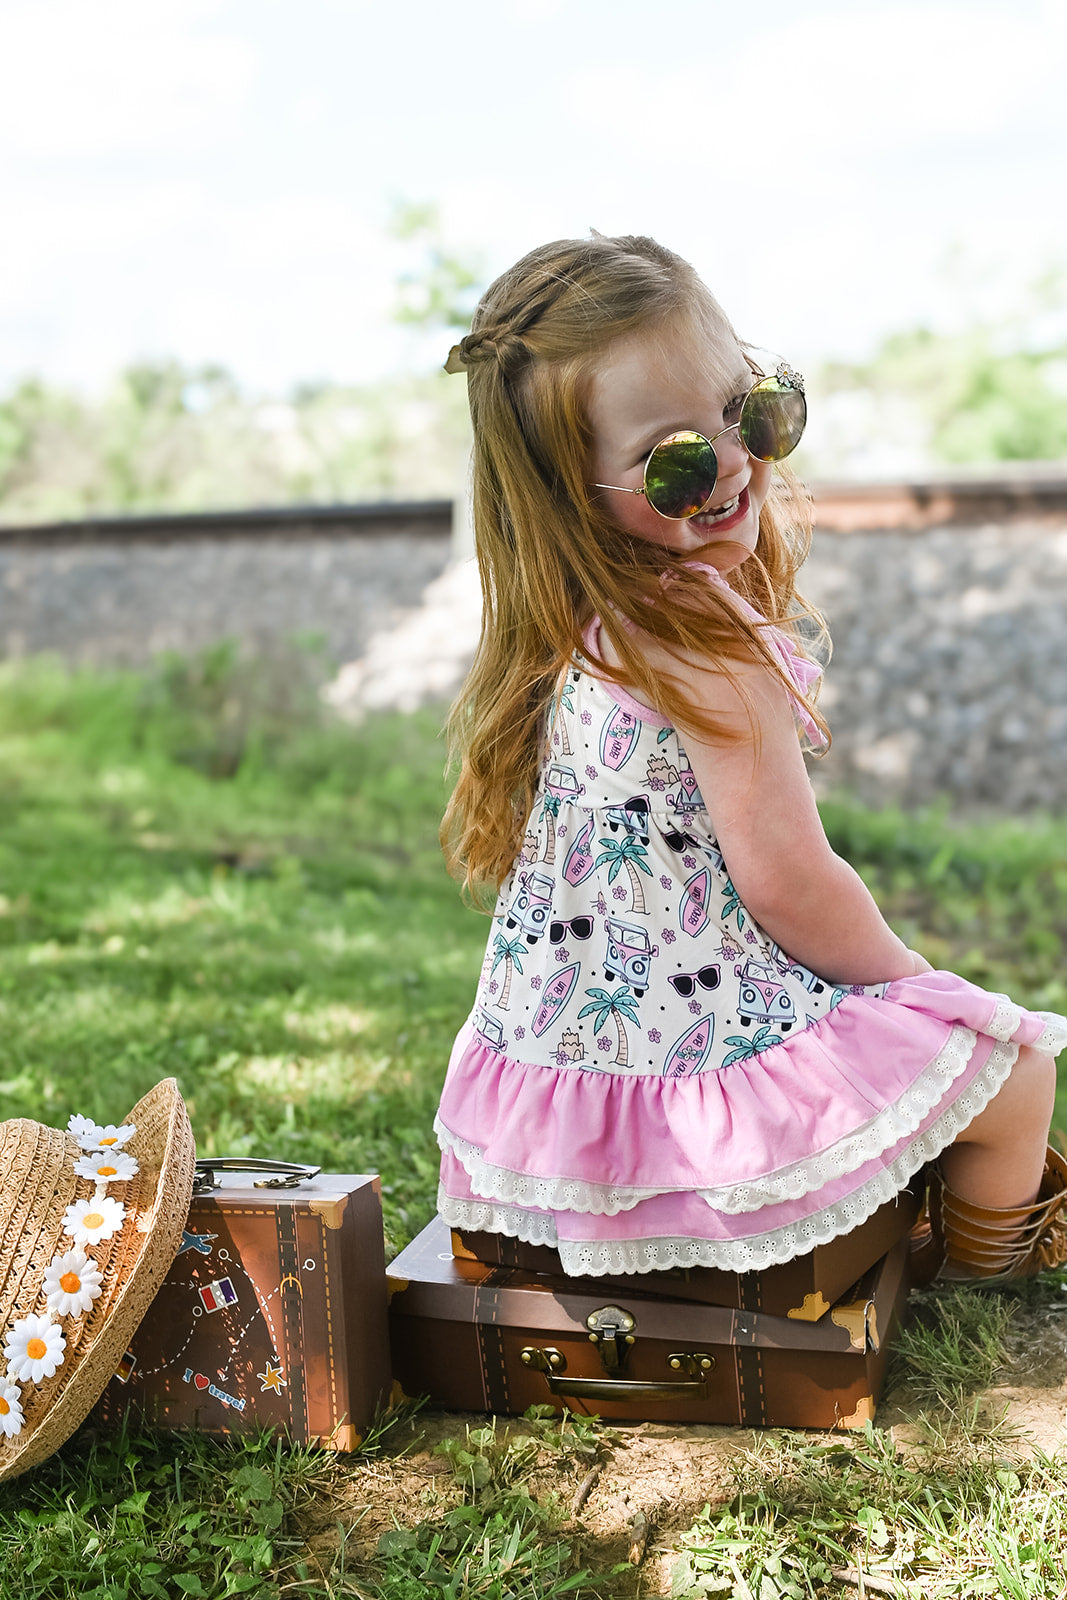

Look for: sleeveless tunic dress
[435,577,1067,1277]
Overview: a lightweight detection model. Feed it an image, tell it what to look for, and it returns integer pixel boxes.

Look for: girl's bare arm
[671,656,928,986]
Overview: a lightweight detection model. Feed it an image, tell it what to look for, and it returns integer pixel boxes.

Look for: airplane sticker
[177,1230,217,1256]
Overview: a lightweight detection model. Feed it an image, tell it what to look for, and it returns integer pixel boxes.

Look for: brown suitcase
[451,1178,922,1321]
[98,1161,391,1450]
[389,1216,911,1430]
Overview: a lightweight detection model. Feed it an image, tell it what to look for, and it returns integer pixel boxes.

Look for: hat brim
[0,1078,195,1482]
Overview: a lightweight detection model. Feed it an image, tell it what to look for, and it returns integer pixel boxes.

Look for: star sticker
[257,1361,287,1394]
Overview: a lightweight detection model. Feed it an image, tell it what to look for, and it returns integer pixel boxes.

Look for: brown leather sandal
[913,1146,1067,1288]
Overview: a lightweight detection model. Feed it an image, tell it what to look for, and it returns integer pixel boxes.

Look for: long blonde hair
[442,233,827,901]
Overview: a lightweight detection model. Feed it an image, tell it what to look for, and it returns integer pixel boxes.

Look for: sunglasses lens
[571,917,594,940]
[645,431,718,519]
[697,966,721,991]
[668,975,695,998]
[549,922,565,944]
[739,377,807,462]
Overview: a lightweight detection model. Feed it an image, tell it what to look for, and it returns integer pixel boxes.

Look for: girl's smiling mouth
[690,486,749,532]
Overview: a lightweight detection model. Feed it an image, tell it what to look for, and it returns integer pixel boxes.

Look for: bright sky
[1,0,1064,396]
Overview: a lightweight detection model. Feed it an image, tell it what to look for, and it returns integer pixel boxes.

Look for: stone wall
[802,515,1067,812]
[0,503,453,669]
[2,481,1066,811]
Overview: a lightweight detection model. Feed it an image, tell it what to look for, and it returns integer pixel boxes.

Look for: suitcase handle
[521,1346,714,1402]
[193,1158,322,1193]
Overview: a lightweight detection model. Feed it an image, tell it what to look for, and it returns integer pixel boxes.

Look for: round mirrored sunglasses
[593,363,806,522]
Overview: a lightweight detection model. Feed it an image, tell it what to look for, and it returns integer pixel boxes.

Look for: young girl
[435,232,1067,1284]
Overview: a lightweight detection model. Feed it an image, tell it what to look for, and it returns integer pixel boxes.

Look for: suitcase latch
[585,1305,636,1373]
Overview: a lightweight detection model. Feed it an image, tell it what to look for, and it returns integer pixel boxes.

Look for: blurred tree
[390,201,484,337]
[0,207,486,521]
[818,269,1067,464]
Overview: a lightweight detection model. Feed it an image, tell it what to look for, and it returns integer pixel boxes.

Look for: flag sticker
[198,1276,238,1314]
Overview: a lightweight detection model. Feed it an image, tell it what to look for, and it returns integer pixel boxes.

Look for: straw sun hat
[0,1078,195,1482]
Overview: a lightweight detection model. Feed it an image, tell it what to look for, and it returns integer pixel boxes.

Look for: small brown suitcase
[389,1216,911,1430]
[451,1178,922,1321]
[98,1161,391,1450]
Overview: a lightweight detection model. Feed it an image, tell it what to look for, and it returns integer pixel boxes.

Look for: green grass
[1,651,1067,1596]
[675,1425,1067,1598]
[0,652,484,1253]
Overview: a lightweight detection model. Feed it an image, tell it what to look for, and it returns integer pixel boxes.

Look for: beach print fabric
[436,598,1067,1276]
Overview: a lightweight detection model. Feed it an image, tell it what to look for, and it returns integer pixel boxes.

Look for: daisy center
[96,1166,117,1177]
[26,1338,47,1360]
[99,1137,118,1146]
[59,1271,82,1293]
[82,1212,105,1230]
[0,1397,9,1416]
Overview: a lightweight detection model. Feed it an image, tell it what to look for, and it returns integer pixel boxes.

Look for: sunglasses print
[662,829,698,853]
[550,916,594,944]
[667,965,721,998]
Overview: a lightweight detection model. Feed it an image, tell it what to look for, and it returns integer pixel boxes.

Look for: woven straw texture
[0,1078,195,1482]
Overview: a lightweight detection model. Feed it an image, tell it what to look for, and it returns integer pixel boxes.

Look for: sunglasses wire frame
[593,362,805,520]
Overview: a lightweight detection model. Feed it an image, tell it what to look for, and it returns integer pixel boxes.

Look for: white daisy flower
[0,1380,24,1437]
[61,1194,126,1246]
[4,1314,65,1384]
[67,1116,136,1152]
[72,1150,139,1184]
[42,1248,104,1318]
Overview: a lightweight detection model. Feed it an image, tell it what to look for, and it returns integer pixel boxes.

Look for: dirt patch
[293,1295,1067,1596]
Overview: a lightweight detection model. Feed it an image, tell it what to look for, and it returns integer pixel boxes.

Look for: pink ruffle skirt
[436,971,1067,1276]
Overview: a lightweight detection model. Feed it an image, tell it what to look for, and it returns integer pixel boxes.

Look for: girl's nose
[714,424,750,476]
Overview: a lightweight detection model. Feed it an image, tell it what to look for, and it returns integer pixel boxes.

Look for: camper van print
[604,795,651,844]
[505,870,555,944]
[604,918,658,994]
[734,959,798,1031]
[474,1009,506,1052]
[545,764,584,801]
[667,760,704,815]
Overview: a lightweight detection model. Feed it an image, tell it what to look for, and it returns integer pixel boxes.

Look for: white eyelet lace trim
[986,998,1067,1056]
[436,1020,1018,1216]
[438,1039,1019,1275]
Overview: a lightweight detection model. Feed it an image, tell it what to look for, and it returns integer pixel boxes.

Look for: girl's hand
[908,949,934,976]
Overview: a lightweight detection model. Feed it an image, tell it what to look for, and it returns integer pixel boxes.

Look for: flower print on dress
[72,1150,139,1184]
[5,1314,65,1384]
[67,1115,136,1152]
[42,1249,104,1318]
[0,1381,24,1438]
[62,1195,126,1246]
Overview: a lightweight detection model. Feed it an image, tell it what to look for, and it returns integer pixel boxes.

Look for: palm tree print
[490,933,526,1011]
[555,681,574,755]
[594,836,652,913]
[720,1025,783,1067]
[541,793,561,864]
[578,984,641,1067]
[720,873,746,931]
